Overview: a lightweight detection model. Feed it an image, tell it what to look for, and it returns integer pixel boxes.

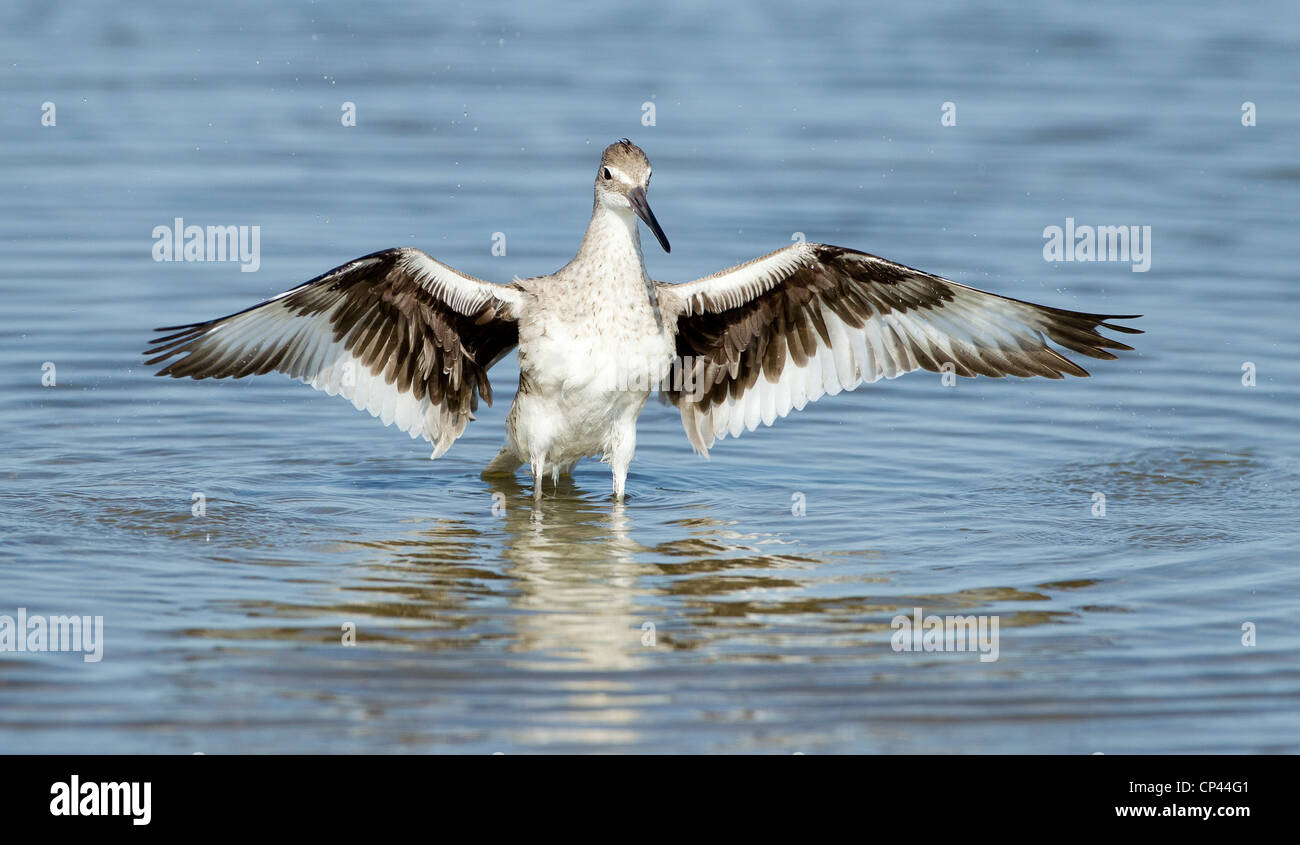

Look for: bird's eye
[602,167,612,181]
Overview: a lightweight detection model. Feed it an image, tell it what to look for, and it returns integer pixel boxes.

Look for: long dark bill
[628,187,670,253]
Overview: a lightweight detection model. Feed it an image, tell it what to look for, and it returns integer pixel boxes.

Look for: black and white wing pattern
[655,242,1141,455]
[145,247,527,458]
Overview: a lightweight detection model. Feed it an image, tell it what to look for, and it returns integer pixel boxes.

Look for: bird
[145,139,1140,502]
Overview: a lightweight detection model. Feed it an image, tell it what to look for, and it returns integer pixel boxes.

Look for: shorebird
[146,139,1140,501]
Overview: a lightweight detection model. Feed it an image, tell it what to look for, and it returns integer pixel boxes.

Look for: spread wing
[145,247,527,458]
[655,242,1141,455]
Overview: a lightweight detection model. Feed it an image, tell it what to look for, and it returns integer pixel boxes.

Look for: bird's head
[594,139,669,253]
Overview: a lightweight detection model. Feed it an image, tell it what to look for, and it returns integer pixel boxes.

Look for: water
[1,0,1298,753]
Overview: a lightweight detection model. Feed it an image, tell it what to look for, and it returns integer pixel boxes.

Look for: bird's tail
[481,447,523,477]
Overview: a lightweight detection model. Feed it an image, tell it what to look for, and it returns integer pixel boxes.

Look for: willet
[146,139,1141,501]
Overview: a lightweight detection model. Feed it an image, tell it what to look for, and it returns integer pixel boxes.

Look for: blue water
[1,0,1298,753]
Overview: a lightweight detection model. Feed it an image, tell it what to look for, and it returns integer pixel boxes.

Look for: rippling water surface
[2,0,1298,753]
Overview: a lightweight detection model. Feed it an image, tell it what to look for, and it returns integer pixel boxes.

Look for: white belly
[509,321,674,468]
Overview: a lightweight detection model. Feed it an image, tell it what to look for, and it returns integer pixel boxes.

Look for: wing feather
[145,247,526,459]
[656,242,1140,454]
